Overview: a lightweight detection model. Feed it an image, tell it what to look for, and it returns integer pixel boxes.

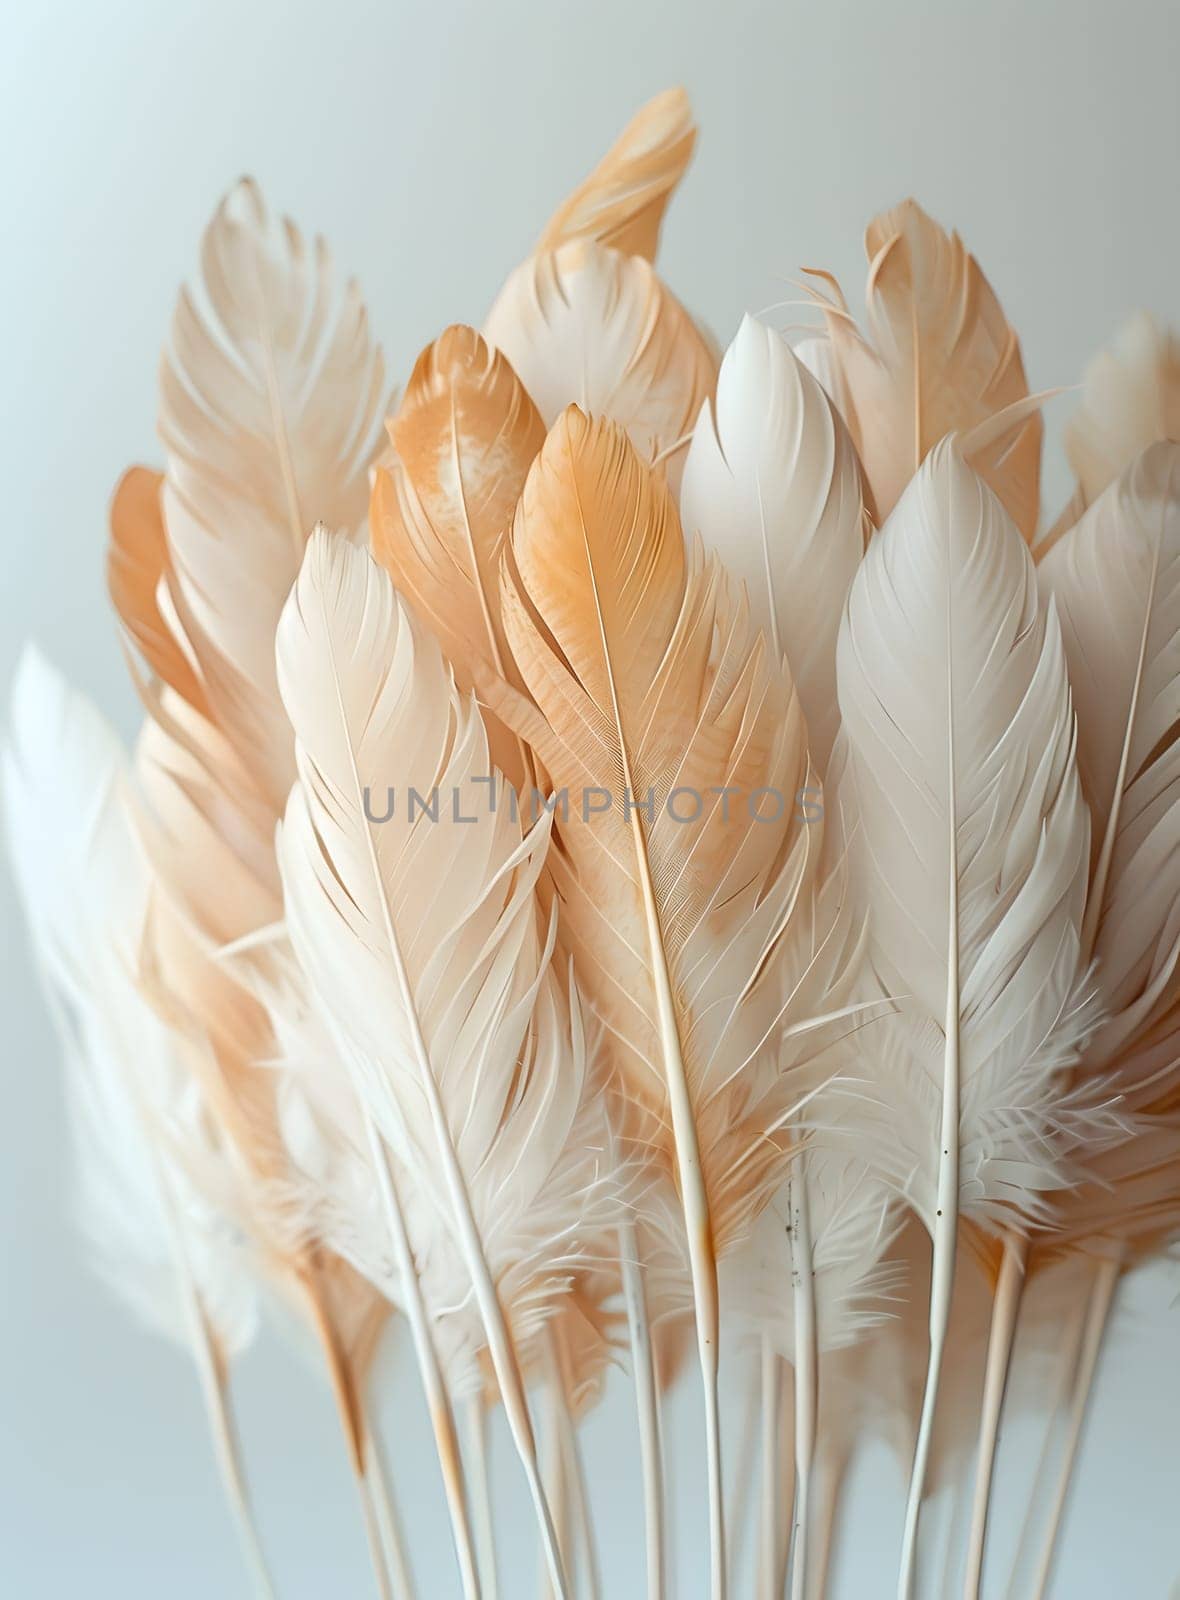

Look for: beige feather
[537,86,696,262]
[818,200,1041,540]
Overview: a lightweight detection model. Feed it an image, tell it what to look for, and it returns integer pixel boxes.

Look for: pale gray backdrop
[2,1,1178,1596]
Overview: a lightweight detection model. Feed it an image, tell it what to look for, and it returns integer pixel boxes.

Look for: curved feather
[484,241,716,490]
[370,324,545,785]
[537,87,696,262]
[680,315,868,770]
[108,466,209,717]
[275,529,621,1595]
[158,178,386,809]
[821,200,1041,540]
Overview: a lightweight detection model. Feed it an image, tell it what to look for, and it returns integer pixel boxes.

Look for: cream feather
[484,240,717,489]
[158,177,386,810]
[275,528,620,1596]
[679,315,869,770]
[497,406,821,1600]
[1037,441,1180,1252]
[536,87,696,263]
[818,200,1042,540]
[833,443,1093,1594]
[1065,314,1180,507]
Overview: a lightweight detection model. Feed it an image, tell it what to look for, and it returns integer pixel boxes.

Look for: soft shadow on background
[2,2,1178,1595]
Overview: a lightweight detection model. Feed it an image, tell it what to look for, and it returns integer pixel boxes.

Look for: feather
[275,528,621,1597]
[484,242,716,490]
[2,652,281,1594]
[497,407,820,1600]
[680,315,869,770]
[114,184,399,1539]
[1065,313,1180,507]
[3,649,259,1353]
[108,466,210,716]
[537,87,696,263]
[833,443,1092,1594]
[1037,441,1180,1250]
[818,200,1042,540]
[157,177,386,810]
[369,325,545,786]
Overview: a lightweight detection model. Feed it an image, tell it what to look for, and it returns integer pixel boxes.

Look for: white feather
[680,315,867,769]
[274,530,617,1591]
[833,444,1094,1592]
[3,650,258,1355]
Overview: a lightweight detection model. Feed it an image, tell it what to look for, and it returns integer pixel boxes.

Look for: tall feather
[158,177,386,809]
[679,315,869,771]
[275,529,622,1598]
[498,407,819,1600]
[818,201,1041,540]
[1038,441,1180,1243]
[537,87,696,262]
[833,444,1092,1595]
[3,653,276,1594]
[127,182,396,1522]
[484,241,716,489]
[369,325,545,786]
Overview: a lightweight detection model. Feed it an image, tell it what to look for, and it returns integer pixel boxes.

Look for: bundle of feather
[5,87,1179,1600]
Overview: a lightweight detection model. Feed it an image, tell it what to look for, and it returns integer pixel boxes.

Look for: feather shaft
[620,1220,666,1600]
[788,1173,819,1600]
[364,1115,482,1600]
[1029,1254,1120,1600]
[465,1398,499,1600]
[363,1421,416,1600]
[961,1232,1027,1599]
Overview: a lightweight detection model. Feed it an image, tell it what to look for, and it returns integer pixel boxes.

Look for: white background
[2,1,1178,1595]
